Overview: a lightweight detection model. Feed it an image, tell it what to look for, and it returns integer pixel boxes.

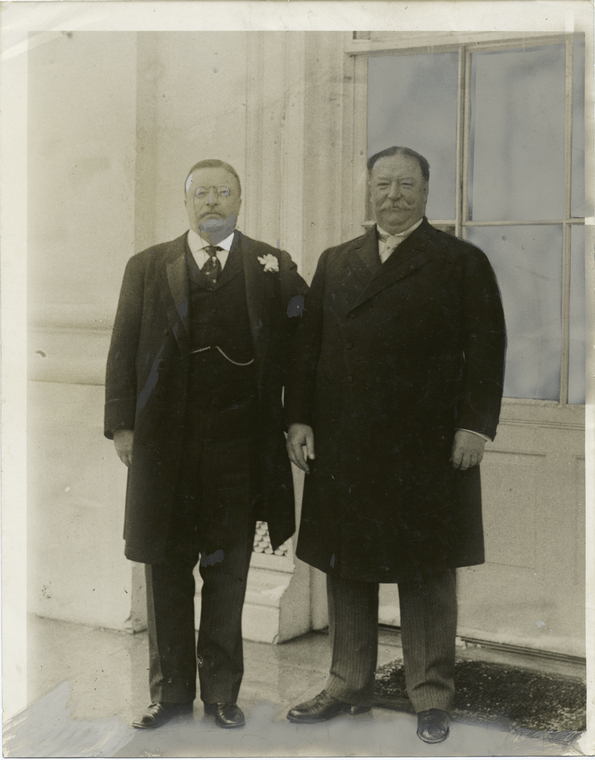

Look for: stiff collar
[187,228,236,254]
[376,217,423,242]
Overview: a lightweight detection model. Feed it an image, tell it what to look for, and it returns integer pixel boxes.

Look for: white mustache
[383,202,414,209]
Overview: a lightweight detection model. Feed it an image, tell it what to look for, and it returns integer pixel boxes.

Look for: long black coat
[285,220,506,583]
[105,230,308,564]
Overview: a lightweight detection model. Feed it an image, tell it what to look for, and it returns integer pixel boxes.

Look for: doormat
[374,659,586,736]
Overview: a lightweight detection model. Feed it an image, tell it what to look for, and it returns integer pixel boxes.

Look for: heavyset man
[285,146,506,743]
[105,159,307,730]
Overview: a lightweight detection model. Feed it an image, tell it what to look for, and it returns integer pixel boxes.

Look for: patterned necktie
[201,245,222,285]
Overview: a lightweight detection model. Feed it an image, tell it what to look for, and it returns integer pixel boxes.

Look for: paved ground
[4,615,589,757]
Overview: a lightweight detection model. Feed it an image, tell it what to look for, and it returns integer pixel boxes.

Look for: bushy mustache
[381,201,415,209]
[199,217,227,231]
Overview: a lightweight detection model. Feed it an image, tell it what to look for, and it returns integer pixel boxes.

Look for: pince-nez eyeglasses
[194,186,231,200]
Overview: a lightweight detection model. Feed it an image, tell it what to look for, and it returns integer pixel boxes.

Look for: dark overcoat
[284,220,506,583]
[105,230,308,564]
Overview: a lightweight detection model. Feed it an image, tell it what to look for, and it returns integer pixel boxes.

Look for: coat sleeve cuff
[104,398,136,439]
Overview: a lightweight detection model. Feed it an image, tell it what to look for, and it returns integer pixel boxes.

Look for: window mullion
[455,46,466,239]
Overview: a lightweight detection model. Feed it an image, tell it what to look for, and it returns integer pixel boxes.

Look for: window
[364,35,587,403]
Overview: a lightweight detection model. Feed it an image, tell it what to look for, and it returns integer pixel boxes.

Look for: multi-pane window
[366,35,587,404]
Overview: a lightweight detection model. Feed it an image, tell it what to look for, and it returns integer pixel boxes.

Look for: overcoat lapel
[237,233,268,386]
[327,229,378,315]
[161,234,191,354]
[345,227,381,284]
[348,220,436,313]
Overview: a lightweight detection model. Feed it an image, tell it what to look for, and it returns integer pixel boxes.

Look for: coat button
[346,342,353,350]
[349,313,356,319]
[346,375,354,383]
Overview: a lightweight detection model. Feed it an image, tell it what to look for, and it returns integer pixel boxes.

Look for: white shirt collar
[376,218,424,264]
[187,228,235,254]
[376,217,423,241]
[187,228,236,270]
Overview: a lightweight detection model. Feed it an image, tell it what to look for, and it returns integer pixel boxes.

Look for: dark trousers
[325,569,457,712]
[145,396,258,705]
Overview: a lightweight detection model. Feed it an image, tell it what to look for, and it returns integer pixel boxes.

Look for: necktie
[201,246,222,285]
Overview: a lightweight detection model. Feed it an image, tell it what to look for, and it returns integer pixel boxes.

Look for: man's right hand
[286,423,315,474]
[113,429,134,468]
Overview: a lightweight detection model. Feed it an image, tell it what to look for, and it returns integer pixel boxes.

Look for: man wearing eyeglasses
[105,159,308,730]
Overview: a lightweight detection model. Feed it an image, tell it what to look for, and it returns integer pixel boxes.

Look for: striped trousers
[325,569,457,712]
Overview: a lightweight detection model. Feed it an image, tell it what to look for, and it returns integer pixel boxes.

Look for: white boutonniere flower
[257,254,279,273]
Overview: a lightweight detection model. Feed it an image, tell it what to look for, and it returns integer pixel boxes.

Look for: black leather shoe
[287,690,371,724]
[132,701,193,729]
[204,702,246,728]
[416,708,450,744]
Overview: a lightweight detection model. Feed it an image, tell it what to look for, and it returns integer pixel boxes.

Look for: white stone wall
[28,32,144,632]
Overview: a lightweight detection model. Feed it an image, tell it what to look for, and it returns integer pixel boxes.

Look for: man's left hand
[450,430,486,471]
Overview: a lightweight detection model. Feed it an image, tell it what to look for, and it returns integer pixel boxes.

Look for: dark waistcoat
[186,248,256,405]
[166,250,260,554]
